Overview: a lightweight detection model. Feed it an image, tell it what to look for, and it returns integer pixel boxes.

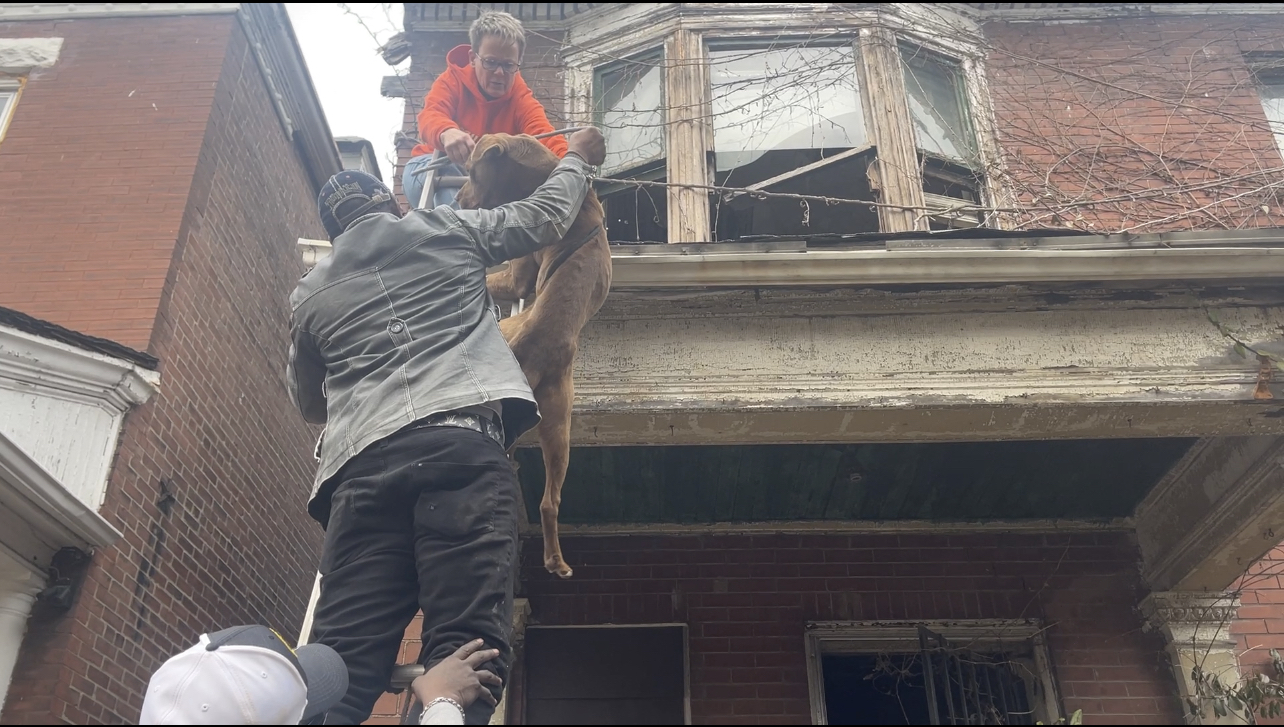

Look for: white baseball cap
[140,625,349,724]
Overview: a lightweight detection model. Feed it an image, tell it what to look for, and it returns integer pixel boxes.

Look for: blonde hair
[469,11,526,56]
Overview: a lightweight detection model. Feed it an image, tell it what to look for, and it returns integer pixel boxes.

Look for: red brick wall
[984,14,1284,232]
[374,531,1182,725]
[517,533,1181,726]
[0,15,230,351]
[0,19,326,725]
[1235,547,1284,688]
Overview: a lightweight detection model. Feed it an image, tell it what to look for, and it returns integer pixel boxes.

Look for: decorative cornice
[1141,591,1241,650]
[0,322,159,414]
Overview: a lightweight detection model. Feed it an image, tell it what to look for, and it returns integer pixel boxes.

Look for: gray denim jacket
[288,154,593,526]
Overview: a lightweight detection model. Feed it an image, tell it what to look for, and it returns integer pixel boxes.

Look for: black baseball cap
[317,170,395,240]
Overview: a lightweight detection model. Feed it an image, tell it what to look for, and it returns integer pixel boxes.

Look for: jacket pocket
[387,317,413,347]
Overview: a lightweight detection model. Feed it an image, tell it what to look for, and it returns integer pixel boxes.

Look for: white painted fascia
[0,324,158,414]
[0,3,238,21]
[609,246,1284,288]
[0,432,122,577]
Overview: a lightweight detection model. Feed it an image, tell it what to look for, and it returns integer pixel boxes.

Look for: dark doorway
[524,626,686,725]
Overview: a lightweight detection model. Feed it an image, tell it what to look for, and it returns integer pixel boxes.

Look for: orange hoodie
[412,44,569,160]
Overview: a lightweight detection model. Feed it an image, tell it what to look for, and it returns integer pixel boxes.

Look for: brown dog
[456,133,611,579]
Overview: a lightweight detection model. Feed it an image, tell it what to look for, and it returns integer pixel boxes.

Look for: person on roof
[401,10,568,210]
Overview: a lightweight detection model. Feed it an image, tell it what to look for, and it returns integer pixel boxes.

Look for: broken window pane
[595,54,665,175]
[1262,84,1284,154]
[594,52,668,242]
[1253,60,1284,156]
[707,43,876,240]
[597,166,668,243]
[709,44,866,174]
[923,156,984,229]
[900,44,977,164]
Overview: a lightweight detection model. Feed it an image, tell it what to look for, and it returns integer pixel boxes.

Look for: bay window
[575,8,993,242]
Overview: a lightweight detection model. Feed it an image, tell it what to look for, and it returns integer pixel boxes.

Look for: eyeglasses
[474,54,521,75]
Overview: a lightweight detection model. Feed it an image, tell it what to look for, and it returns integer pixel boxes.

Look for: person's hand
[567,127,606,167]
[440,128,476,167]
[411,640,503,710]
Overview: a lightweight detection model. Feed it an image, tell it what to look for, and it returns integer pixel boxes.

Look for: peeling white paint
[0,325,157,511]
[572,304,1280,408]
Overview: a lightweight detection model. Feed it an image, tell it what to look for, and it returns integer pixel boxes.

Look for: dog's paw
[545,555,573,579]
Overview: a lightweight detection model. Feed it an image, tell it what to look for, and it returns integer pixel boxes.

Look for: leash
[410,126,593,176]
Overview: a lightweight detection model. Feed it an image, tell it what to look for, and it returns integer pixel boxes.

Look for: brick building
[0,2,339,723]
[346,3,1284,725]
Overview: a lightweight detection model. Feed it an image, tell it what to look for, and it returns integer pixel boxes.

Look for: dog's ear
[466,141,505,173]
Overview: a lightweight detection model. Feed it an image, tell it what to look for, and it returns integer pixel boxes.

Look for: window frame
[1248,53,1284,160]
[593,49,669,178]
[0,77,25,145]
[565,6,1004,241]
[804,619,1063,726]
[703,36,870,174]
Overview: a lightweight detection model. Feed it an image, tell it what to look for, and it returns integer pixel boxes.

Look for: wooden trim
[0,77,27,147]
[664,29,711,243]
[728,145,876,198]
[857,26,926,232]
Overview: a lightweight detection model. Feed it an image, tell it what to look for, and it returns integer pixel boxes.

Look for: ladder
[410,150,468,210]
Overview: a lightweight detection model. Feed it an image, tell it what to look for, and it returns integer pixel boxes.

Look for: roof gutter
[610,246,1284,289]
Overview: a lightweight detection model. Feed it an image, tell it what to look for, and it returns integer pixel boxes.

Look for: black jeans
[309,424,520,725]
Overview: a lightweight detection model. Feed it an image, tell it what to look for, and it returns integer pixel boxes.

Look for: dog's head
[456,133,561,210]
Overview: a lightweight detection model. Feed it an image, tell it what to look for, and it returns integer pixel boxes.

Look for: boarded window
[524,626,687,725]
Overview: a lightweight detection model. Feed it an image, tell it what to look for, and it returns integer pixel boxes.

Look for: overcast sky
[286,3,407,183]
